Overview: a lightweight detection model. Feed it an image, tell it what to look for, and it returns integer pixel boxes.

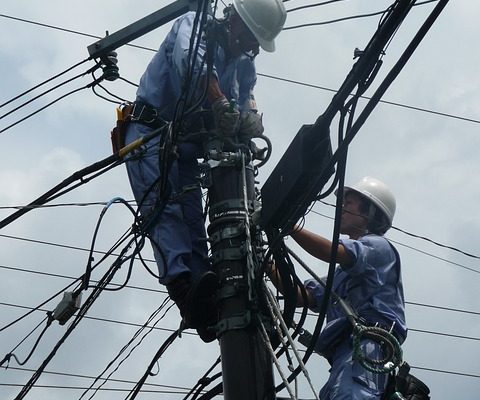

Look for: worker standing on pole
[269,177,407,399]
[122,0,286,342]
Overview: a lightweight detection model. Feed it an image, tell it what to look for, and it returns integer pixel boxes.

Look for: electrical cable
[0,365,197,392]
[316,201,480,260]
[124,330,179,400]
[78,298,174,400]
[309,208,480,274]
[0,316,51,368]
[1,383,194,395]
[5,263,477,317]
[5,194,477,268]
[2,12,476,128]
[263,283,319,399]
[283,0,438,30]
[257,71,480,125]
[0,224,137,333]
[0,122,165,230]
[0,64,100,122]
[12,244,134,400]
[181,357,221,400]
[0,301,199,337]
[91,83,126,104]
[15,264,118,400]
[0,264,165,293]
[1,85,89,135]
[287,0,347,13]
[81,197,137,291]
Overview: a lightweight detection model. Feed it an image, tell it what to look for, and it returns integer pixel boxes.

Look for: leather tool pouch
[111,104,133,154]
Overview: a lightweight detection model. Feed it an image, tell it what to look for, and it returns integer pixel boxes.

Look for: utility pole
[205,137,275,399]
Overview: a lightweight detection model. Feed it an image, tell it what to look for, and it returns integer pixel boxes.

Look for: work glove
[238,111,264,139]
[211,97,240,136]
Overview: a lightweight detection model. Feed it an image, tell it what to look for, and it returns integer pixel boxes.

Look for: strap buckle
[131,102,159,125]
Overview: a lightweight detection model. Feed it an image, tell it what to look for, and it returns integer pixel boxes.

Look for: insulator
[101,51,120,81]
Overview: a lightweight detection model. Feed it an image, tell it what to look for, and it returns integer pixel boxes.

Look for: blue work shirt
[305,234,407,358]
[135,11,257,120]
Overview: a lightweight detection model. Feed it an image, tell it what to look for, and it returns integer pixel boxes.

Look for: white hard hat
[232,0,287,52]
[343,176,396,225]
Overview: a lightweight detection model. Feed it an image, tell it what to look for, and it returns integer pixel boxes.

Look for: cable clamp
[215,311,251,336]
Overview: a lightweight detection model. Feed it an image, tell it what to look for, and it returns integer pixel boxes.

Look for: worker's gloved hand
[238,111,264,139]
[211,97,240,136]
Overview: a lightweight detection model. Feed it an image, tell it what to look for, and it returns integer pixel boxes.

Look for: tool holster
[111,103,133,154]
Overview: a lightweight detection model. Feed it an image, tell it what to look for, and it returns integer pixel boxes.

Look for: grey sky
[1,1,479,399]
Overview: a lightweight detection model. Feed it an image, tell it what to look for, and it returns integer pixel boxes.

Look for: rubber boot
[184,271,219,343]
[166,272,191,320]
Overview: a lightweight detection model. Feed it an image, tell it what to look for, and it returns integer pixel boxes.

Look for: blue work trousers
[320,338,388,400]
[124,122,209,285]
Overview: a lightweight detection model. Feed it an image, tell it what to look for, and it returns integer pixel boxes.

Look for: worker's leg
[177,142,210,281]
[124,122,191,285]
[320,338,388,400]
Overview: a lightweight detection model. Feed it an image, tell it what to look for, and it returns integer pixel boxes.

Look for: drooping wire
[181,357,221,400]
[123,330,179,400]
[78,298,174,400]
[0,315,52,368]
[81,197,137,292]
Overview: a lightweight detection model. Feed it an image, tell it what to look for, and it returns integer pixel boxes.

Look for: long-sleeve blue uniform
[305,234,407,399]
[124,12,257,284]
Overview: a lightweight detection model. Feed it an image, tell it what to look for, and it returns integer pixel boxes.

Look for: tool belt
[110,101,168,154]
[130,101,168,129]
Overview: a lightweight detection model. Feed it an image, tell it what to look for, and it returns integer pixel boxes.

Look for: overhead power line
[0,301,194,337]
[314,203,480,261]
[2,300,477,342]
[2,209,478,279]
[0,233,155,264]
[3,262,480,317]
[0,264,165,294]
[283,0,439,30]
[257,72,480,125]
[0,383,192,395]
[411,365,480,380]
[0,13,478,127]
[0,365,200,394]
[286,0,347,14]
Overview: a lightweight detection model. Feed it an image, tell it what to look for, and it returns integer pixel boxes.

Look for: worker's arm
[266,262,315,308]
[291,227,353,266]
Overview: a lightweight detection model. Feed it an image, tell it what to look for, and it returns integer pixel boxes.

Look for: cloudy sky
[0,0,479,399]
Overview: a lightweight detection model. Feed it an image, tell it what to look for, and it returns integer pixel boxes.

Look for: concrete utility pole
[205,138,275,399]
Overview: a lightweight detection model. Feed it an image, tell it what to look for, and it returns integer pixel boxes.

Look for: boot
[167,271,219,343]
[184,272,218,324]
[166,272,191,320]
